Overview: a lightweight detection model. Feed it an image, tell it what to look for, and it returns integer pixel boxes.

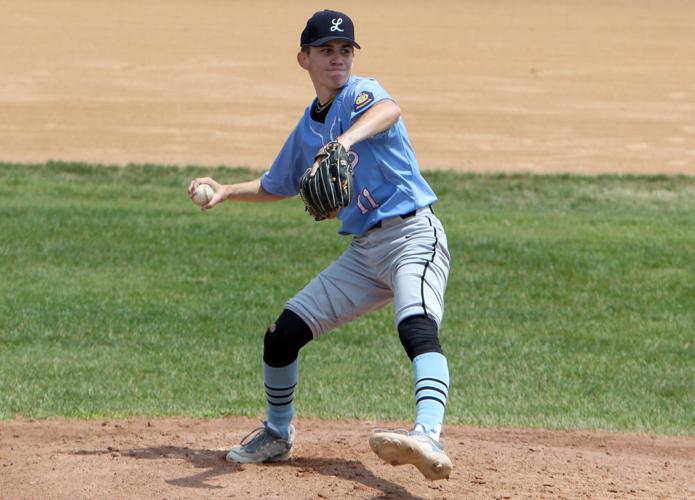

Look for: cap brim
[305,36,361,49]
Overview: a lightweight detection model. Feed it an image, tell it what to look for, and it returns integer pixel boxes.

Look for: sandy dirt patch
[1,0,694,174]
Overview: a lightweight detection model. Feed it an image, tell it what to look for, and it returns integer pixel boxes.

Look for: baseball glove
[299,141,354,221]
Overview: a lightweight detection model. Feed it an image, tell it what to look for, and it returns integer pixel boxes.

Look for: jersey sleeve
[346,78,394,126]
[260,123,306,197]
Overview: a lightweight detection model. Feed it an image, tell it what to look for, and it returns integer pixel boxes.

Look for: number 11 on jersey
[356,187,380,214]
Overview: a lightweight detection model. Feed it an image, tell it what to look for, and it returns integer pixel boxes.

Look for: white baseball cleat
[369,428,452,480]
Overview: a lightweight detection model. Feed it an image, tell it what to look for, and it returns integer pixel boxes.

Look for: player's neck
[314,89,338,107]
[311,77,348,107]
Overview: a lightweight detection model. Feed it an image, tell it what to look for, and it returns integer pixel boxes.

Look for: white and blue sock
[264,359,298,440]
[413,352,449,441]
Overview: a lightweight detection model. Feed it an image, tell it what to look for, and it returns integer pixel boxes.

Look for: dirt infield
[1,417,694,499]
[2,1,695,498]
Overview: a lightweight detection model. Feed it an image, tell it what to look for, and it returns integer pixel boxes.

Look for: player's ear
[297,50,310,70]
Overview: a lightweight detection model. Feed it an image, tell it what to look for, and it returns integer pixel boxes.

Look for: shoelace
[239,427,267,449]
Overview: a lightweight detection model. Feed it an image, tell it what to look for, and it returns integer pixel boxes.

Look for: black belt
[368,205,432,231]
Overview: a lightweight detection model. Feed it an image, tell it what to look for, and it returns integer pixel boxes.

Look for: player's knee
[263,309,313,367]
[397,315,442,361]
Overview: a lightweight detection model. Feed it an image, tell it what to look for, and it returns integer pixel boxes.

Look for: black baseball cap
[300,10,361,49]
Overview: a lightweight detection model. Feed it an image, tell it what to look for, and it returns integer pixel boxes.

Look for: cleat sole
[369,433,452,481]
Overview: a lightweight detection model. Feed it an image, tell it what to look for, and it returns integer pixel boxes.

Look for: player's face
[299,41,354,94]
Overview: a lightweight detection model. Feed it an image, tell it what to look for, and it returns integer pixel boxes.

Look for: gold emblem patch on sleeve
[354,91,374,111]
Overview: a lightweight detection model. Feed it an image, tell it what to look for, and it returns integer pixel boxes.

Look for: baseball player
[188,10,452,480]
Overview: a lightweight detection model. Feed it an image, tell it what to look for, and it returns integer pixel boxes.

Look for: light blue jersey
[261,76,438,235]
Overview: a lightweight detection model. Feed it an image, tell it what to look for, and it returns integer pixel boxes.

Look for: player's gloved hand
[187,177,225,211]
[299,141,354,221]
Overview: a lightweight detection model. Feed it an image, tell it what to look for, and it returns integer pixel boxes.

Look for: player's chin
[327,72,350,87]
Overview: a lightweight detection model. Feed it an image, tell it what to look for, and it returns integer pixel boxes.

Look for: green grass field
[1,162,693,435]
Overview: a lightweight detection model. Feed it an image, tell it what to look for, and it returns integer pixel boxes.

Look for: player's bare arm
[337,99,401,151]
[187,176,286,211]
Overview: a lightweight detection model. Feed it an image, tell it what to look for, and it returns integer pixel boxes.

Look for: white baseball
[192,184,214,206]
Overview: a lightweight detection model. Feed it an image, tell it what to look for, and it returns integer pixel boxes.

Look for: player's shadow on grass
[81,445,423,498]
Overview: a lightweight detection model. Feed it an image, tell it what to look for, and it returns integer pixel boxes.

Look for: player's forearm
[221,177,285,203]
[337,99,401,150]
